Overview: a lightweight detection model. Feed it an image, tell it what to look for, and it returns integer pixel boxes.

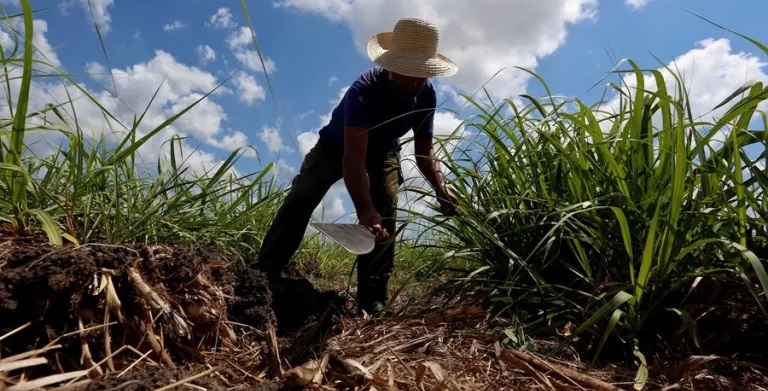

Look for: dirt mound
[1,241,246,363]
[0,234,349,388]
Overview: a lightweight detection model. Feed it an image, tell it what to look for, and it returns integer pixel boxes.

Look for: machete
[310,222,379,254]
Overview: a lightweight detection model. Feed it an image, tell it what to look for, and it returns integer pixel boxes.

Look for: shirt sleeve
[343,79,370,128]
[412,87,437,138]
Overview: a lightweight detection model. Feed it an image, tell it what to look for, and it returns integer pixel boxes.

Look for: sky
[1,0,767,224]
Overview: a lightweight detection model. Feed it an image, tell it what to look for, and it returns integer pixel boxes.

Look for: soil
[0,232,349,388]
[84,366,285,390]
[1,230,767,390]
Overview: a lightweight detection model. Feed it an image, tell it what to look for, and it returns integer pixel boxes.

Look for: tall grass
[0,1,286,261]
[404,22,768,387]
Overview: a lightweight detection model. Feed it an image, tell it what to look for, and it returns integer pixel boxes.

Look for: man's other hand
[436,186,459,216]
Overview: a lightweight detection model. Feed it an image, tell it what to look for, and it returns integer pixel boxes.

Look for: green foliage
[402,22,768,389]
[0,1,287,262]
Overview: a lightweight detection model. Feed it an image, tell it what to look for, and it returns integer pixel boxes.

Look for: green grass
[0,1,287,263]
[398,15,768,388]
[2,2,768,389]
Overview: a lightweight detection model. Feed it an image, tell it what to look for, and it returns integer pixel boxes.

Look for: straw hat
[367,17,458,78]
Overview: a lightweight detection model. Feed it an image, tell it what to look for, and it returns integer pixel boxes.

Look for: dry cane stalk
[129,315,175,368]
[501,349,625,391]
[265,324,282,377]
[77,316,103,377]
[6,370,90,391]
[102,307,114,372]
[0,357,48,373]
[0,322,31,342]
[126,266,191,339]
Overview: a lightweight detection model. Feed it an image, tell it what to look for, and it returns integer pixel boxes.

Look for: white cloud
[163,20,186,31]
[296,87,348,156]
[625,0,650,10]
[1,18,61,71]
[206,7,237,29]
[58,0,76,15]
[297,131,320,157]
[226,26,252,48]
[314,182,349,222]
[275,159,297,180]
[210,130,257,157]
[78,0,114,33]
[99,49,228,106]
[233,51,278,74]
[168,93,228,141]
[259,126,287,152]
[226,26,277,74]
[197,44,216,64]
[0,18,252,180]
[274,0,597,100]
[30,20,62,69]
[233,72,266,104]
[84,61,106,78]
[601,38,768,147]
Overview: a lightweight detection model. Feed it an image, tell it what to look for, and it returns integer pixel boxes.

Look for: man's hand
[436,185,459,216]
[343,125,390,242]
[357,207,390,241]
[357,207,382,232]
[415,136,460,217]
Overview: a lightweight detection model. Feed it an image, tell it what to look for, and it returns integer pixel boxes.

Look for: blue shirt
[317,66,436,155]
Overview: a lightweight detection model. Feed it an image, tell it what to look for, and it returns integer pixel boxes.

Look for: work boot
[356,278,388,317]
[357,300,385,317]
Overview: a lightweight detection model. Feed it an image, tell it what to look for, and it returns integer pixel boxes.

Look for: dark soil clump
[269,275,351,334]
[0,239,272,379]
[229,265,277,329]
[228,264,352,337]
[85,367,226,390]
[0,234,352,389]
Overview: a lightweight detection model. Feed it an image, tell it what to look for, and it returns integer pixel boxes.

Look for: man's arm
[415,136,458,215]
[412,87,447,195]
[342,77,381,232]
[343,125,375,218]
[340,77,386,233]
[414,136,446,195]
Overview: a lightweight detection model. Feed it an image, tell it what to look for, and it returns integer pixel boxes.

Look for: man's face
[389,72,428,96]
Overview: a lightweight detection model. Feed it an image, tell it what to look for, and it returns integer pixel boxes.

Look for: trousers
[254,140,402,309]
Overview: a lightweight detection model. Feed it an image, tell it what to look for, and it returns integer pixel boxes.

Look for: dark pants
[254,140,402,310]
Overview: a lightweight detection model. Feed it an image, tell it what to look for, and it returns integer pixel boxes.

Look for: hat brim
[366,32,458,78]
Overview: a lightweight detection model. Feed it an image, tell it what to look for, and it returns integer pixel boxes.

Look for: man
[254,17,459,316]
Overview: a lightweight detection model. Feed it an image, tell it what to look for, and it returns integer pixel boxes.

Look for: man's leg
[355,153,402,315]
[254,142,343,278]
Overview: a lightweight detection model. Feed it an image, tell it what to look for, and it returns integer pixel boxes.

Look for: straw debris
[2,237,766,390]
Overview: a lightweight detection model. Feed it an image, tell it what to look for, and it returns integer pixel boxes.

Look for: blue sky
[1,0,767,222]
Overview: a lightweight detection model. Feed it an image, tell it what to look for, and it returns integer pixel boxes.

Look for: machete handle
[365,226,389,242]
[377,228,390,242]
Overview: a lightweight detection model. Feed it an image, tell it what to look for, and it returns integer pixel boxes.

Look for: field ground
[2,230,766,390]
